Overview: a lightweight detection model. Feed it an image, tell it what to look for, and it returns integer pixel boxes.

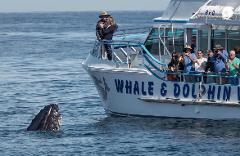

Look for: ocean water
[1,11,240,156]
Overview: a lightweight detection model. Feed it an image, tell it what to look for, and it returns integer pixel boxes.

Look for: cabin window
[145,28,184,56]
[227,30,240,52]
[145,28,162,56]
[211,29,226,49]
[171,29,185,53]
[198,29,208,53]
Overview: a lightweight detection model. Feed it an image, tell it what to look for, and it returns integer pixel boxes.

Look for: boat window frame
[144,25,185,57]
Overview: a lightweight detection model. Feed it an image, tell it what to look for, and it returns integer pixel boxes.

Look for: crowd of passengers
[167,44,240,85]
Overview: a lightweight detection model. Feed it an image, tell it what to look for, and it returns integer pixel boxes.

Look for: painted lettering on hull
[115,79,154,96]
[114,79,235,102]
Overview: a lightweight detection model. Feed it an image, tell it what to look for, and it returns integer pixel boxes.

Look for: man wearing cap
[96,11,118,60]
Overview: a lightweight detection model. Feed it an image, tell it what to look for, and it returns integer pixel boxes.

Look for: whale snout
[27,104,62,132]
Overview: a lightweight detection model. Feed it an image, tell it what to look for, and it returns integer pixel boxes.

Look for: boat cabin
[144,0,240,63]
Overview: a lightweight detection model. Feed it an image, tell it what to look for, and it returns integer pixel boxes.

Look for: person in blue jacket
[184,45,197,73]
[183,45,197,82]
[212,44,228,73]
[212,44,228,84]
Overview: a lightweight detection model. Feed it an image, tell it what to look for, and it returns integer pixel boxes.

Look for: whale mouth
[27,104,62,132]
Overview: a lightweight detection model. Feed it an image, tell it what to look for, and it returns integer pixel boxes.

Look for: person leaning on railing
[212,45,228,84]
[204,50,215,83]
[183,45,197,82]
[226,50,240,85]
[167,52,180,81]
[205,50,214,72]
[167,52,185,81]
[195,50,207,82]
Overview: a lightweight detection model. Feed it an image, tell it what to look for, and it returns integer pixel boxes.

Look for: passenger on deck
[178,54,185,81]
[195,50,207,72]
[226,50,240,85]
[178,54,185,71]
[195,50,207,82]
[183,45,197,82]
[184,45,197,72]
[212,44,228,84]
[96,15,104,41]
[167,52,180,81]
[168,52,179,71]
[205,50,214,73]
[96,11,118,60]
[212,44,228,73]
[205,50,215,83]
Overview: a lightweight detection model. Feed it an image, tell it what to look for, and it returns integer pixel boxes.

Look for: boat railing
[90,40,240,85]
[138,45,240,85]
[91,40,144,67]
[91,40,168,68]
[164,71,240,85]
[114,27,151,41]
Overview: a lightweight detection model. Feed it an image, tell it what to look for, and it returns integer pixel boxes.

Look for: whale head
[27,104,61,132]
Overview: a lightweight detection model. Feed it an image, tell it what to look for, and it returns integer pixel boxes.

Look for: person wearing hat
[96,11,110,41]
[183,45,197,82]
[96,11,118,60]
[183,45,197,73]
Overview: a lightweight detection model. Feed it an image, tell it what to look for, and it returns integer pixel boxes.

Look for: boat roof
[153,0,208,23]
[153,0,240,29]
[190,0,240,26]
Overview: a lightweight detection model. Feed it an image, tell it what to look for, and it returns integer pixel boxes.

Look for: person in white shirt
[195,50,207,72]
[195,50,207,82]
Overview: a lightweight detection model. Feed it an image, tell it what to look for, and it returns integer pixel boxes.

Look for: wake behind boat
[83,0,240,120]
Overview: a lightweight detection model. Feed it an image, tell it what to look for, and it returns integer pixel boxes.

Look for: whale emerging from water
[27,104,61,132]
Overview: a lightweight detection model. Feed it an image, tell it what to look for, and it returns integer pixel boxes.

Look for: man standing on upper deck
[96,11,118,60]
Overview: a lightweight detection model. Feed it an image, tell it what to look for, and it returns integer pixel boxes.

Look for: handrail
[166,71,239,78]
[140,45,167,66]
[99,40,142,46]
[96,40,168,67]
[143,55,167,73]
[144,64,166,81]
[113,52,123,63]
[92,40,240,85]
[119,48,128,57]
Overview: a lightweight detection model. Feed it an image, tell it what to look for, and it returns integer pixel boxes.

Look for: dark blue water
[1,11,240,155]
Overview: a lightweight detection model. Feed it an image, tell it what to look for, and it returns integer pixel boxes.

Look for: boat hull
[83,55,240,120]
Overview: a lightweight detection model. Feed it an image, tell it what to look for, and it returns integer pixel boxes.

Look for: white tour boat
[83,0,240,120]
